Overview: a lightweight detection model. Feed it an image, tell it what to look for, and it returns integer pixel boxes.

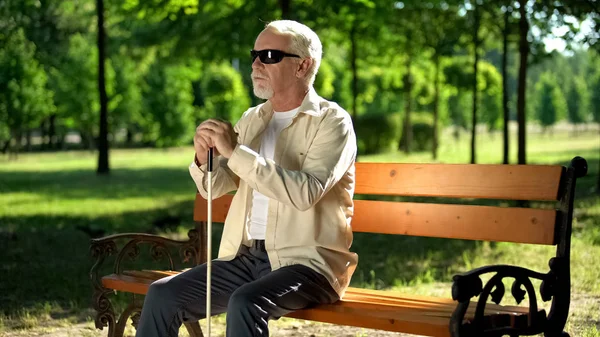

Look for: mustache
[252,73,267,80]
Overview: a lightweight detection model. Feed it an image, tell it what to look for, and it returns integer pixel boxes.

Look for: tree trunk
[12,130,22,160]
[597,154,600,194]
[517,0,529,165]
[1,140,9,154]
[279,0,291,19]
[81,131,91,150]
[502,7,511,164]
[40,118,47,150]
[96,0,110,175]
[126,128,133,145]
[400,55,413,153]
[350,24,358,123]
[49,114,56,149]
[471,3,480,164]
[25,129,32,152]
[433,54,440,160]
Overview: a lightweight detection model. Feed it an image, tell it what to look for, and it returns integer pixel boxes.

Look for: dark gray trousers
[135,240,339,337]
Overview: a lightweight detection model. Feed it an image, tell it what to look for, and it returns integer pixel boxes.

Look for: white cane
[206,147,213,337]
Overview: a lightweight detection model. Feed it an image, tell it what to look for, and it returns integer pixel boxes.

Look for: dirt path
[2,292,597,337]
[1,315,415,337]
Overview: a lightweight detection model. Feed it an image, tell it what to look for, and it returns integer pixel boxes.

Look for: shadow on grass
[0,151,597,322]
[0,167,195,201]
[0,200,483,319]
[0,200,212,316]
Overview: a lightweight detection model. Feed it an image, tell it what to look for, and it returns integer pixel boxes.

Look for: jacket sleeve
[189,155,239,200]
[188,120,245,200]
[226,109,356,211]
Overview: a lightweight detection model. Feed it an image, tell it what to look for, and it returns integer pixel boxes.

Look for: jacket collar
[258,87,322,118]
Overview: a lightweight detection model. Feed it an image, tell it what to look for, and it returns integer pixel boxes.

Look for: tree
[97,0,109,174]
[195,62,250,123]
[142,61,196,147]
[516,0,528,165]
[479,62,503,132]
[410,2,465,159]
[535,72,567,133]
[0,28,54,156]
[591,72,600,127]
[470,1,482,164]
[50,34,115,150]
[566,77,590,133]
[498,4,516,164]
[518,1,598,165]
[1,0,94,150]
[110,56,144,144]
[480,2,520,164]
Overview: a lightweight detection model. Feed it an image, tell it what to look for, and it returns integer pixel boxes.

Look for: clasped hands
[193,119,238,166]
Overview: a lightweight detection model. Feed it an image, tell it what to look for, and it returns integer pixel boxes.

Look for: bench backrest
[194,162,571,246]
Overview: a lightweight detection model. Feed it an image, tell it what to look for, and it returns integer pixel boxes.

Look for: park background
[1,0,599,336]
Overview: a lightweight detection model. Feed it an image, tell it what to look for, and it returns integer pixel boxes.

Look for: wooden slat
[102,273,536,337]
[193,196,556,245]
[102,274,153,295]
[287,306,451,336]
[354,162,563,201]
[103,274,529,317]
[342,287,529,315]
[103,273,531,317]
[352,200,557,245]
[194,194,233,223]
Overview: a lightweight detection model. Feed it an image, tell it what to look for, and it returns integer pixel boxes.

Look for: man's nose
[252,56,263,69]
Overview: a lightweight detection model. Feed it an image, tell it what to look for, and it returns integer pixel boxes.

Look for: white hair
[265,20,322,87]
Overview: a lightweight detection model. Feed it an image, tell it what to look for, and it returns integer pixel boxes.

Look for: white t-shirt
[247,107,299,240]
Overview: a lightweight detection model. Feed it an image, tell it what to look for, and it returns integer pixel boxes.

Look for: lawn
[1,126,599,336]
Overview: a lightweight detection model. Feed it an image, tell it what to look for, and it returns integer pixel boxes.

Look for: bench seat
[102,270,534,337]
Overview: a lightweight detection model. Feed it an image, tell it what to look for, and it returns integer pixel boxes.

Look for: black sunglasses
[251,49,301,64]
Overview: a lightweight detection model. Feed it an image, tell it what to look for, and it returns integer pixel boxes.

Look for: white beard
[253,81,274,99]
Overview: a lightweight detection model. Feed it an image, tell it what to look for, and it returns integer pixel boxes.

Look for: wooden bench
[90,156,587,337]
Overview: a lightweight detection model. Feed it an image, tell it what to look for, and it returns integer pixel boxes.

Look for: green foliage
[443,58,502,131]
[1,0,598,157]
[535,72,567,130]
[447,91,471,129]
[142,61,196,147]
[567,77,590,125]
[109,56,144,136]
[0,29,54,142]
[478,61,503,131]
[355,112,400,154]
[194,62,250,123]
[410,122,434,152]
[313,58,335,99]
[591,72,600,124]
[398,112,434,152]
[443,57,472,90]
[480,92,502,130]
[358,65,403,116]
[49,33,115,145]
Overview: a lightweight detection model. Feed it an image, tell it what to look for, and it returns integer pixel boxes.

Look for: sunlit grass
[0,126,598,336]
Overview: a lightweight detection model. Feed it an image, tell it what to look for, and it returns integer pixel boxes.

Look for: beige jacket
[189,88,358,297]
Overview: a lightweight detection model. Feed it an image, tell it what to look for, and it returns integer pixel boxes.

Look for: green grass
[0,126,599,336]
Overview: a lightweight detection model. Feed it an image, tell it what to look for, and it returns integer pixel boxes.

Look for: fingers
[194,130,210,149]
[194,120,227,165]
[198,119,233,136]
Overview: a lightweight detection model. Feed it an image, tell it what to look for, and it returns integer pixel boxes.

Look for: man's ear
[296,58,313,78]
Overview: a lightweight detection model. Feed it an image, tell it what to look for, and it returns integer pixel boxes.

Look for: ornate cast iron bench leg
[90,224,205,337]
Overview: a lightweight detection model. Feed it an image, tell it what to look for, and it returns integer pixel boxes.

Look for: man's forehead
[254,28,291,49]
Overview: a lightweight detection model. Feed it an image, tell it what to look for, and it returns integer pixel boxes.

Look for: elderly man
[136,20,358,337]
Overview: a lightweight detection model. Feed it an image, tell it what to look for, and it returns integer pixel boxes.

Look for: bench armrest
[90,229,203,290]
[450,261,567,337]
